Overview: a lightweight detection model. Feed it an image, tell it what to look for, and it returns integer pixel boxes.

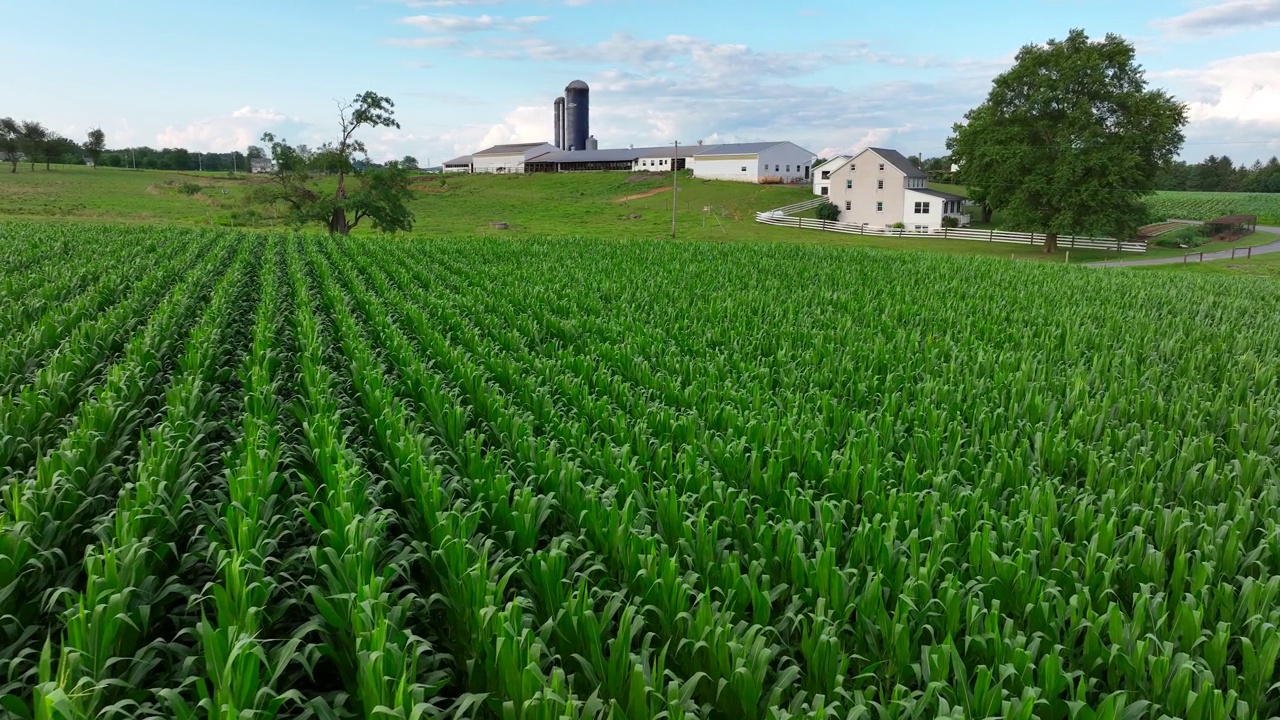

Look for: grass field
[1,165,1132,263]
[1,221,1278,718]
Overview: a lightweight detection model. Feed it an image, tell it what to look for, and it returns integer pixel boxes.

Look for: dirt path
[613,186,671,203]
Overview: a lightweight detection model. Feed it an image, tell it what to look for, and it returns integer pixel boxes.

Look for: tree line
[1154,155,1280,193]
[0,119,105,172]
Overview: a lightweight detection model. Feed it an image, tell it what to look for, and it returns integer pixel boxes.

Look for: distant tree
[815,201,841,221]
[0,118,20,173]
[19,121,47,171]
[246,145,265,161]
[947,29,1187,252]
[256,91,414,235]
[84,128,106,167]
[401,155,419,170]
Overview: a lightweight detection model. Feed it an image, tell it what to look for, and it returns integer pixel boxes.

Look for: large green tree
[19,121,47,172]
[256,91,414,235]
[0,118,20,173]
[84,128,106,168]
[947,29,1187,252]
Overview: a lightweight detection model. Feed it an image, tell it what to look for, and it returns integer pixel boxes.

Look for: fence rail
[755,207,1147,253]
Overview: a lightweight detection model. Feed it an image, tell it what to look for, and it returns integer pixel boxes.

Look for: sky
[8,0,1280,165]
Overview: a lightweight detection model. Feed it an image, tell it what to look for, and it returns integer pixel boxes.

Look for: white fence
[756,203,1147,253]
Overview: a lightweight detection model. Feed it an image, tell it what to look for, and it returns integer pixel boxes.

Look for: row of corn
[0,224,1276,719]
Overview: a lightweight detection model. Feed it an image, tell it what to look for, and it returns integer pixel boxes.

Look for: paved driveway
[1088,224,1280,268]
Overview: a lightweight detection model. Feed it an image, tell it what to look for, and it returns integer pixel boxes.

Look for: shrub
[178,183,203,196]
[1153,225,1209,248]
[815,202,841,221]
[891,221,906,229]
[941,216,960,229]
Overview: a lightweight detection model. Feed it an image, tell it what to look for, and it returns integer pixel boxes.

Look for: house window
[845,201,851,210]
[846,180,852,189]
[775,165,780,171]
[851,164,856,171]
[786,165,791,172]
[821,171,830,179]
[742,166,747,172]
[877,180,884,189]
[914,201,931,214]
[879,163,885,171]
[821,187,829,196]
[876,202,883,212]
[915,225,928,231]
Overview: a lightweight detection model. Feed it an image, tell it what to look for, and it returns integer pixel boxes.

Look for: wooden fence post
[989,228,994,242]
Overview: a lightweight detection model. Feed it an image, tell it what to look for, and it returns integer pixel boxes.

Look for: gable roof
[526,148,643,163]
[814,156,850,172]
[473,142,554,156]
[906,187,966,201]
[443,155,472,166]
[865,148,926,178]
[634,144,716,159]
[692,141,785,156]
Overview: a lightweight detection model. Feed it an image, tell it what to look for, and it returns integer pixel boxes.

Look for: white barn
[471,142,557,174]
[812,156,850,196]
[688,142,815,184]
[442,155,472,173]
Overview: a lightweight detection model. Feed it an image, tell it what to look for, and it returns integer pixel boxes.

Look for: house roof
[692,141,785,156]
[907,187,966,201]
[814,156,850,171]
[634,144,716,159]
[473,142,553,156]
[526,148,642,163]
[866,148,927,178]
[443,155,472,166]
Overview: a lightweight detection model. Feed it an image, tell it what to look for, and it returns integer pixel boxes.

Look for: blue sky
[10,0,1280,164]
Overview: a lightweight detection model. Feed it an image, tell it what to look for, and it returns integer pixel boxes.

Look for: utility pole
[671,141,679,239]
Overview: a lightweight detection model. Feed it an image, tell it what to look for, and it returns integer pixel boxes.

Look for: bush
[941,215,960,229]
[815,202,841,221]
[1152,225,1209,248]
[891,221,905,229]
[177,183,203,196]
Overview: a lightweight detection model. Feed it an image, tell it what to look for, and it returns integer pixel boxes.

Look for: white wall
[828,149,910,227]
[690,155,761,182]
[472,154,526,173]
[812,157,847,195]
[634,156,675,171]
[903,190,946,230]
[756,143,814,184]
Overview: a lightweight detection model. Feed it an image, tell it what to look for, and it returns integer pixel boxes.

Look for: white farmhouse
[471,142,557,174]
[688,142,814,184]
[811,156,850,196]
[825,148,968,230]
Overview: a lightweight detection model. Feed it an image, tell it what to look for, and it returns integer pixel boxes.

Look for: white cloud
[396,13,548,33]
[1151,0,1280,35]
[1156,51,1280,124]
[156,106,310,152]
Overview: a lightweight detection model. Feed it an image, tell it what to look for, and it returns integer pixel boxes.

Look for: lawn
[1,165,1126,263]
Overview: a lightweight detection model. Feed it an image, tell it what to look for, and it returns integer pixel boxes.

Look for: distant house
[249,158,276,174]
[82,156,96,167]
[825,147,968,230]
[687,142,814,184]
[442,155,473,173]
[471,142,558,173]
[811,156,850,196]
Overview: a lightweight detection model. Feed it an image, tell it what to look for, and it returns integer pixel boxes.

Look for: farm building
[525,148,644,173]
[249,158,276,174]
[812,156,850,196]
[688,142,815,184]
[471,142,557,174]
[824,148,968,231]
[442,155,472,173]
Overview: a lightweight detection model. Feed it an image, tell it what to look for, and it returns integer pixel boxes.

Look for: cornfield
[1,222,1278,720]
[1145,192,1280,226]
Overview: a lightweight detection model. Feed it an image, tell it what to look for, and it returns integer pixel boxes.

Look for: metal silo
[564,80,589,151]
[586,135,598,151]
[553,97,565,149]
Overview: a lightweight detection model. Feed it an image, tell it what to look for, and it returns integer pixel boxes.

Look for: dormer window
[879,163,885,171]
